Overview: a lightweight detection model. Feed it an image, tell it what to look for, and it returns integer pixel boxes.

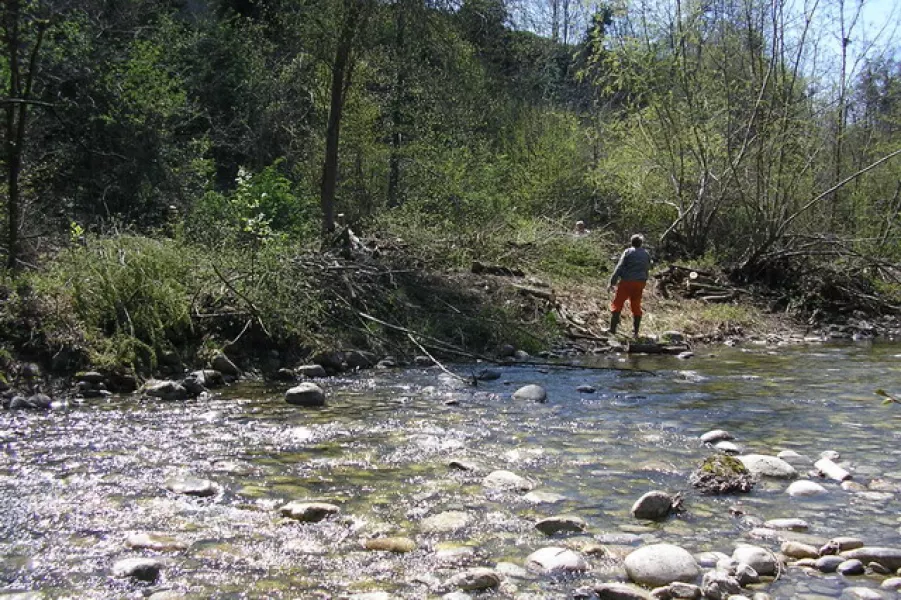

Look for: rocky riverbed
[0,341,899,599]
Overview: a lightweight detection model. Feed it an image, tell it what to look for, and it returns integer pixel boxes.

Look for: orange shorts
[611,280,646,316]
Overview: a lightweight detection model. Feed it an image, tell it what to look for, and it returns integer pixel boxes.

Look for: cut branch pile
[656,264,746,303]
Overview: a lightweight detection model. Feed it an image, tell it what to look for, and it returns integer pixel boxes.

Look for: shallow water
[1,342,900,599]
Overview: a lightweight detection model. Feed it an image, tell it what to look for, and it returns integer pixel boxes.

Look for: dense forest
[1,0,900,376]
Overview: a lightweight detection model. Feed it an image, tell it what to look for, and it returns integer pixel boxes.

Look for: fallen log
[627,342,691,354]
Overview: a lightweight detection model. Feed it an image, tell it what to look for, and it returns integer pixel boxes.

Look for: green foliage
[189,163,319,246]
[32,235,196,369]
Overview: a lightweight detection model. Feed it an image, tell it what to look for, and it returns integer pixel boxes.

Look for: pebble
[164,477,217,497]
[362,537,416,553]
[841,588,885,600]
[523,490,567,504]
[781,541,819,559]
[594,582,654,599]
[715,441,740,454]
[631,491,675,521]
[881,577,901,590]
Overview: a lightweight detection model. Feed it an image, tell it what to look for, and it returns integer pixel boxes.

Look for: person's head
[630,234,644,248]
[575,220,586,232]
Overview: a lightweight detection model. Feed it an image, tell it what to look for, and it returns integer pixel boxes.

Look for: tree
[2,0,47,269]
[320,0,373,233]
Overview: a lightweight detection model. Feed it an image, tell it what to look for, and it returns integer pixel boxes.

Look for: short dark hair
[631,234,644,247]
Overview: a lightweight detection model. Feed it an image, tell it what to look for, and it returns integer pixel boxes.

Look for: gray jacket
[609,247,651,286]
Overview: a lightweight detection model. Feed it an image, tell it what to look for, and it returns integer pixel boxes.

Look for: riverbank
[0,223,899,405]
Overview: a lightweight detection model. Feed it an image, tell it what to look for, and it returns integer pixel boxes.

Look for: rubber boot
[609,312,621,335]
[633,315,642,338]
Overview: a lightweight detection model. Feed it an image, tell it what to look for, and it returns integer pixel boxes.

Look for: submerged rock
[421,510,472,533]
[482,470,534,491]
[362,537,417,553]
[534,515,587,535]
[764,518,809,531]
[523,490,568,504]
[125,532,188,552]
[624,544,701,587]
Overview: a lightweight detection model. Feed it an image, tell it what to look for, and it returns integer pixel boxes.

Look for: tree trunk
[320,0,366,234]
[4,0,22,270]
[387,0,408,208]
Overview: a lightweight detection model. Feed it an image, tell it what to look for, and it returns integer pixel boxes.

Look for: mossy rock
[689,455,755,494]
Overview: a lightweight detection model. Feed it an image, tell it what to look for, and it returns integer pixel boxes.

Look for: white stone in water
[732,545,779,576]
[279,501,340,522]
[737,454,797,478]
[164,476,217,497]
[112,557,163,582]
[764,518,809,531]
[125,532,188,552]
[700,430,733,444]
[714,441,740,454]
[777,450,810,463]
[523,490,567,504]
[814,457,852,482]
[624,544,701,587]
[512,384,547,403]
[526,547,588,573]
[786,480,827,497]
[820,450,841,461]
[483,470,534,491]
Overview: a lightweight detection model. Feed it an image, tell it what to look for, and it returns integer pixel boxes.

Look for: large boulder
[736,455,797,478]
[624,544,701,587]
[211,352,240,377]
[689,455,754,494]
[141,380,188,401]
[840,547,901,572]
[630,491,674,520]
[285,383,326,407]
[512,384,547,403]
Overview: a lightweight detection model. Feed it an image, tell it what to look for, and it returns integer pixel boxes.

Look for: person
[574,220,589,236]
[607,234,651,337]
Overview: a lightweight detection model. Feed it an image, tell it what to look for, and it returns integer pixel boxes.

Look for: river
[0,342,899,599]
